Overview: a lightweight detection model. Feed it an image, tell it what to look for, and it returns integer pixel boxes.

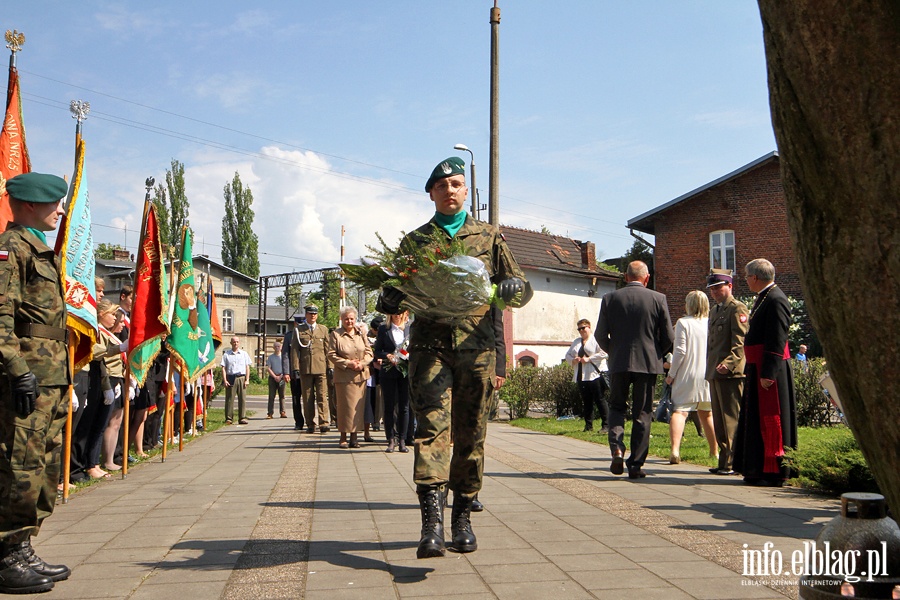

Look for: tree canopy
[221,171,260,279]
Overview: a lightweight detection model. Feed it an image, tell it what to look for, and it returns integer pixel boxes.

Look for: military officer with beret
[0,173,72,594]
[705,269,749,476]
[378,157,532,559]
[289,304,331,433]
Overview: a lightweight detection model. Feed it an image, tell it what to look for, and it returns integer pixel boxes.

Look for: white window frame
[709,230,736,272]
[277,323,288,335]
[223,276,233,295]
[223,309,234,333]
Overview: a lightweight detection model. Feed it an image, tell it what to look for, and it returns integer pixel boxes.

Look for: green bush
[785,427,879,495]
[501,363,580,418]
[792,357,841,427]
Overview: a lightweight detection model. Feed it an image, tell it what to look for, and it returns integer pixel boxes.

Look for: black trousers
[578,377,609,429]
[290,377,304,429]
[381,375,410,443]
[608,372,657,470]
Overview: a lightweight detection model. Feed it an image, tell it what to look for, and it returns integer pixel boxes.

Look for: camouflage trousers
[0,385,68,543]
[410,348,494,499]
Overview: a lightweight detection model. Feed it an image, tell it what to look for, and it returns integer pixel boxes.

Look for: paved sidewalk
[36,409,839,599]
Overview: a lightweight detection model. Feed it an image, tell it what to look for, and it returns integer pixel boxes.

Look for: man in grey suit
[595,261,674,479]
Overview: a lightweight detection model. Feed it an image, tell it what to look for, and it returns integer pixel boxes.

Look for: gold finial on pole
[5,30,25,54]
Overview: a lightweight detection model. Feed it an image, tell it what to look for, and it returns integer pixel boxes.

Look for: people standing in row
[665,291,717,464]
[375,310,411,453]
[734,259,798,487]
[290,305,330,433]
[595,260,674,480]
[378,157,532,559]
[0,173,73,593]
[327,306,373,449]
[565,319,609,434]
[221,336,252,425]
[266,341,287,419]
[705,269,749,476]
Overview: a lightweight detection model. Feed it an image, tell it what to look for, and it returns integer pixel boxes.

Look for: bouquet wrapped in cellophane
[340,225,500,323]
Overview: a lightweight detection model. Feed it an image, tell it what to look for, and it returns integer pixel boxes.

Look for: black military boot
[0,542,54,594]
[470,494,484,512]
[416,488,445,559]
[20,539,70,582]
[449,494,477,553]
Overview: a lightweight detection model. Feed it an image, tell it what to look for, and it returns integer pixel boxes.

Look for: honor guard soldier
[705,269,749,476]
[0,173,73,594]
[378,157,532,559]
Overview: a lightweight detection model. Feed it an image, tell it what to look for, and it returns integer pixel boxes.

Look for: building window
[709,230,735,272]
[223,276,233,294]
[277,323,288,335]
[223,309,234,333]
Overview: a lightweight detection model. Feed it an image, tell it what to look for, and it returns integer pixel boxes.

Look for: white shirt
[668,316,711,407]
[564,336,608,382]
[221,348,252,376]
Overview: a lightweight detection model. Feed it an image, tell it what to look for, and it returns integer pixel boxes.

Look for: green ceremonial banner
[193,279,215,379]
[166,227,200,377]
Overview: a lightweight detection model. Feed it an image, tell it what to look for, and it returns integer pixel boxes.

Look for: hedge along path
[485,444,798,600]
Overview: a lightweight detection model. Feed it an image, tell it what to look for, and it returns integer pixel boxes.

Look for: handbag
[654,383,673,423]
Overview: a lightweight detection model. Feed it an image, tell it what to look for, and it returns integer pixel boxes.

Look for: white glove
[114,383,122,399]
[71,391,80,412]
[119,342,128,353]
[103,389,115,405]
[129,384,138,400]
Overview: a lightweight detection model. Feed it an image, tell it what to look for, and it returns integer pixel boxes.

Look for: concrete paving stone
[394,572,490,597]
[61,562,149,581]
[591,587,698,600]
[386,555,473,575]
[161,548,243,567]
[517,527,593,543]
[305,567,395,590]
[304,587,400,600]
[569,567,669,590]
[546,552,639,572]
[144,566,232,585]
[475,561,570,584]
[488,579,594,600]
[460,547,546,566]
[616,544,703,562]
[643,559,739,579]
[46,577,140,598]
[612,534,680,548]
[668,576,791,599]
[129,580,227,600]
[466,531,531,550]
[531,539,623,556]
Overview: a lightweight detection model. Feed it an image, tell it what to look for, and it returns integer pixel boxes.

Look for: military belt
[15,322,69,342]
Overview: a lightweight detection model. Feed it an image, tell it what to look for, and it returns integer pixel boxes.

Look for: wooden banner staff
[178,364,185,451]
[61,337,75,504]
[161,368,173,462]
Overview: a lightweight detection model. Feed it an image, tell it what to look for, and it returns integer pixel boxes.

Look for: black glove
[497,277,524,302]
[377,286,407,314]
[11,372,39,417]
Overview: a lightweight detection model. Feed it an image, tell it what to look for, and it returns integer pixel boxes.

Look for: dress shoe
[306,427,315,434]
[715,469,736,476]
[398,439,409,453]
[598,426,609,435]
[708,467,720,473]
[319,426,330,433]
[18,540,70,582]
[280,412,287,418]
[364,434,376,443]
[628,467,647,479]
[0,546,54,594]
[266,414,273,419]
[449,495,477,553]
[385,440,395,453]
[610,449,625,475]
[470,495,484,512]
[583,424,593,432]
[239,419,249,425]
[416,488,446,559]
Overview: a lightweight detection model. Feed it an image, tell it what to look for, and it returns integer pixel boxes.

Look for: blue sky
[6,1,775,275]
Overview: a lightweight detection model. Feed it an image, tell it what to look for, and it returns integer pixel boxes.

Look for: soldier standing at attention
[0,173,73,594]
[378,157,532,559]
[705,269,749,476]
[290,305,330,434]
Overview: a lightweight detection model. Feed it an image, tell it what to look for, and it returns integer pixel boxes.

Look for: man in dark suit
[282,315,305,431]
[595,261,674,479]
[733,259,797,486]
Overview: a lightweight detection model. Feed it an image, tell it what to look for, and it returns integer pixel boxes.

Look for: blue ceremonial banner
[55,137,98,370]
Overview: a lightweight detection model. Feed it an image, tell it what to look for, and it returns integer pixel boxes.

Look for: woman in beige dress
[327,306,374,448]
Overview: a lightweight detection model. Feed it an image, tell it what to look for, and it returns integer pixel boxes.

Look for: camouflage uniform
[406,215,531,498]
[0,225,70,544]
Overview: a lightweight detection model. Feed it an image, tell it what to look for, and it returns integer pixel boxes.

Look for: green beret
[425,157,466,192]
[5,173,68,203]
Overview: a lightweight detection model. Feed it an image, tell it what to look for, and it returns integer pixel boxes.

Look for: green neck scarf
[25,227,47,245]
[433,211,467,238]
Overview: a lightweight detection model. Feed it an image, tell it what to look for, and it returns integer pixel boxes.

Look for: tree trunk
[757,1,900,515]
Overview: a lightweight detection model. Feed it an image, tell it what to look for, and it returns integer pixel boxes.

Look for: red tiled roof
[499,226,618,279]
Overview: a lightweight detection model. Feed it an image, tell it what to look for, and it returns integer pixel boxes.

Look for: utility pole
[488,1,501,226]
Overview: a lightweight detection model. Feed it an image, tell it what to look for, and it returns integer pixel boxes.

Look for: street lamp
[453,143,478,218]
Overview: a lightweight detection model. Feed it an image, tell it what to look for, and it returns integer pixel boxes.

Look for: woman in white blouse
[665,291,718,463]
[564,319,610,433]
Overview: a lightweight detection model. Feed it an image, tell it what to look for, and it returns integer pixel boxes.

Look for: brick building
[627,152,803,320]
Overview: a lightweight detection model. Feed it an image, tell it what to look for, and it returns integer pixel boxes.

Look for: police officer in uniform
[378,157,532,559]
[705,269,749,475]
[290,305,330,433]
[0,173,72,593]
